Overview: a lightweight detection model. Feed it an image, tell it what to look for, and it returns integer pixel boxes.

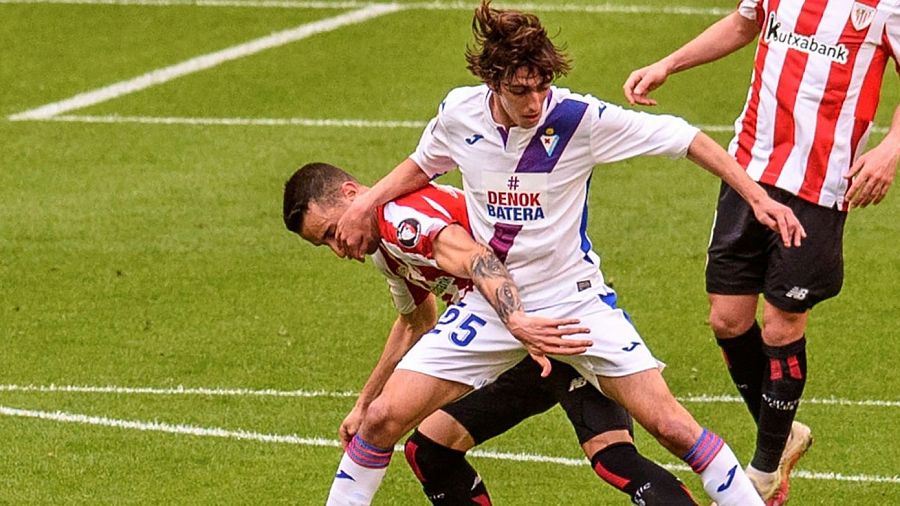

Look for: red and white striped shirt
[371,183,473,314]
[731,0,900,210]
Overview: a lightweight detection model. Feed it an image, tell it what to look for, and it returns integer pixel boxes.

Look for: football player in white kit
[330,1,805,505]
[284,162,701,504]
[624,1,900,503]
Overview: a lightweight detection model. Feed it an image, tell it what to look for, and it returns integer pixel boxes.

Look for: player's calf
[404,430,492,505]
[591,442,698,505]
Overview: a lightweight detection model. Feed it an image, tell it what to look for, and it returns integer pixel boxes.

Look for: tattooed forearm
[496,282,523,324]
[471,249,507,279]
[471,247,524,324]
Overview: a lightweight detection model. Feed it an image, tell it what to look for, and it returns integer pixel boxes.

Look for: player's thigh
[765,195,846,313]
[433,358,557,448]
[705,182,771,297]
[597,369,701,455]
[547,295,659,381]
[362,370,471,446]
[540,359,634,446]
[397,300,527,389]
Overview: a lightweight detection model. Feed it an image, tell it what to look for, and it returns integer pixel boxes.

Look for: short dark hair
[282,162,357,234]
[465,0,571,88]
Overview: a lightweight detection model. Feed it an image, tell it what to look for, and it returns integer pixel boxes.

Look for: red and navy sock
[404,430,491,505]
[752,337,807,472]
[592,443,698,505]
[716,321,766,421]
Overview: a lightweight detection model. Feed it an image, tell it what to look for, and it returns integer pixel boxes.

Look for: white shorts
[396,290,660,390]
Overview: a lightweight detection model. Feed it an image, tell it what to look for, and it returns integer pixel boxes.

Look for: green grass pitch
[1,0,898,503]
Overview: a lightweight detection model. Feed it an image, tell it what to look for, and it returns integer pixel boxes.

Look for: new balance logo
[785,286,809,300]
[716,465,737,492]
[465,134,484,145]
[568,377,587,392]
[335,469,355,481]
[622,341,641,352]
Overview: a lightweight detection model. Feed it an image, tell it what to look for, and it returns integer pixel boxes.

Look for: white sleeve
[589,101,700,164]
[737,0,763,22]
[371,251,417,315]
[410,103,457,179]
[886,4,900,72]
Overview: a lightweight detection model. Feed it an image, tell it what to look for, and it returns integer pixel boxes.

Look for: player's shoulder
[550,86,620,122]
[389,183,465,218]
[437,85,488,119]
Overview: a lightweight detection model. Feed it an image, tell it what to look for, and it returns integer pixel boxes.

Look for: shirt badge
[540,127,559,157]
[397,218,421,248]
[851,2,875,31]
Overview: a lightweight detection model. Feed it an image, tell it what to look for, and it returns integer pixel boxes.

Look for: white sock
[326,436,393,506]
[683,429,763,506]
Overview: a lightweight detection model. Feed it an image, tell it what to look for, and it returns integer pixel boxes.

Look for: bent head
[282,162,377,258]
[465,0,570,128]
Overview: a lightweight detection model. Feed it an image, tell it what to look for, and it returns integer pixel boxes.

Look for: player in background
[623,1,900,503]
[331,2,806,505]
[284,162,700,505]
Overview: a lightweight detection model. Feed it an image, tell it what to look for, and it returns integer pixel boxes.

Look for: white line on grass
[2,383,898,408]
[0,384,356,398]
[6,4,403,121]
[0,0,732,16]
[34,114,430,129]
[10,114,892,136]
[1,405,898,484]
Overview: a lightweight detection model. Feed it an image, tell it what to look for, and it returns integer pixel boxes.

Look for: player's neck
[489,93,515,129]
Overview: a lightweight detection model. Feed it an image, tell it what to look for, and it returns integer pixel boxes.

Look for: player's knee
[362,398,405,442]
[761,318,806,346]
[649,416,696,453]
[708,308,755,338]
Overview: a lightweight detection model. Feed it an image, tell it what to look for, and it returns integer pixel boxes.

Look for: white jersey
[411,85,699,309]
[732,0,900,210]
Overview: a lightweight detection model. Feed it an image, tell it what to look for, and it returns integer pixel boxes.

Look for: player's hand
[623,62,670,106]
[339,405,366,449]
[845,142,899,208]
[504,314,591,378]
[336,196,376,262]
[751,198,807,248]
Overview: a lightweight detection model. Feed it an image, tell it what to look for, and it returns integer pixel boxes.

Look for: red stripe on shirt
[760,0,829,186]
[735,0,778,169]
[799,4,874,203]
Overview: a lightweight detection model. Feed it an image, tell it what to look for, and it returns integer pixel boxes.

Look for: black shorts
[439,357,632,446]
[706,182,847,313]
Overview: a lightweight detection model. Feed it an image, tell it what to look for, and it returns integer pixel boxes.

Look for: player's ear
[340,181,360,200]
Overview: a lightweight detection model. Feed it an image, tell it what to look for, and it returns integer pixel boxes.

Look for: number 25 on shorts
[431,305,486,346]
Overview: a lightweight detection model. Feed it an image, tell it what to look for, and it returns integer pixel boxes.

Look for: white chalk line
[0,0,732,16]
[0,384,357,398]
[6,4,403,121]
[2,383,898,408]
[8,114,892,136]
[0,404,897,485]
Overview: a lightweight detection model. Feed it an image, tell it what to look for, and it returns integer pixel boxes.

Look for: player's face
[299,200,349,258]
[299,184,379,258]
[492,67,550,129]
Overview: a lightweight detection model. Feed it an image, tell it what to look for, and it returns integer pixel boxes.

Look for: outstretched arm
[687,132,806,247]
[339,295,438,448]
[432,225,592,377]
[336,158,431,261]
[846,104,900,208]
[623,11,760,106]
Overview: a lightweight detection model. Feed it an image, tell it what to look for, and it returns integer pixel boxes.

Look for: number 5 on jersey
[431,304,486,346]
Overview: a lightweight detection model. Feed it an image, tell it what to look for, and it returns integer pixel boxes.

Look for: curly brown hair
[465,0,571,88]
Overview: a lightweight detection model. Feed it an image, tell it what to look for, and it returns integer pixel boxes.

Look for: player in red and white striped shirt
[624,1,900,504]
